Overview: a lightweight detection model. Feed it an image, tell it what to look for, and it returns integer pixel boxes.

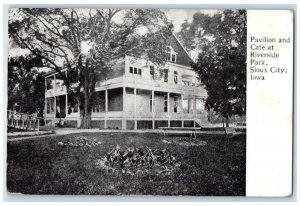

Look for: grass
[7,132,246,196]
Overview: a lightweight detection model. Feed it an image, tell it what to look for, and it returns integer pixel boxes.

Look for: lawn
[7,132,246,196]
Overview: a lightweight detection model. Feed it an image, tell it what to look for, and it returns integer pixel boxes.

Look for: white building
[44,34,207,129]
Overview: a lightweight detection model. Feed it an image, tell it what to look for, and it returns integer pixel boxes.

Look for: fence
[7,110,41,132]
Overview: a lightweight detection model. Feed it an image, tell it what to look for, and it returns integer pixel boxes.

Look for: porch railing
[7,110,41,132]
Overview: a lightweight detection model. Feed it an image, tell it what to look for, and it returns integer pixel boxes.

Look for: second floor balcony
[95,75,206,96]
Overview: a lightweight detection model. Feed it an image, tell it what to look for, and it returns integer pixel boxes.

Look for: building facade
[44,35,208,129]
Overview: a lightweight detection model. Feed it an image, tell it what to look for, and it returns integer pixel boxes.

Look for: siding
[168,34,193,67]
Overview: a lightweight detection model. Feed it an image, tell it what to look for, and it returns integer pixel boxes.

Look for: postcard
[5,7,294,197]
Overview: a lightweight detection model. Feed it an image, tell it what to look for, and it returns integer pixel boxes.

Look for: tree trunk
[79,93,92,129]
[78,75,95,129]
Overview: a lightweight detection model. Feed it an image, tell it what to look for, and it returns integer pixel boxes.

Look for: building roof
[44,33,193,77]
[168,33,194,67]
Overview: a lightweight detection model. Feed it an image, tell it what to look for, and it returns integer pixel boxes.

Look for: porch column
[105,89,108,128]
[152,90,155,129]
[122,87,127,130]
[54,96,57,117]
[193,95,196,127]
[45,97,47,119]
[181,94,184,128]
[44,78,47,121]
[65,94,68,116]
[167,92,170,127]
[134,88,137,130]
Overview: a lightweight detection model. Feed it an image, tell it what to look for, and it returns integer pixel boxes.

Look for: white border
[246,10,293,197]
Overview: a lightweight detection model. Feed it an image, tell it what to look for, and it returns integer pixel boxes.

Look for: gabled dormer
[167,34,194,67]
[167,46,177,63]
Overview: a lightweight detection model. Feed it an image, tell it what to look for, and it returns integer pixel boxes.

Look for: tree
[9,8,172,128]
[178,10,246,127]
[8,54,45,116]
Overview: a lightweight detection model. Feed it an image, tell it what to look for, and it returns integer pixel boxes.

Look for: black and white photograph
[7,7,248,196]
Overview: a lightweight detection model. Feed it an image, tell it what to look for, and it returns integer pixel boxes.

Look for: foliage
[8,54,45,116]
[9,8,172,128]
[178,10,247,125]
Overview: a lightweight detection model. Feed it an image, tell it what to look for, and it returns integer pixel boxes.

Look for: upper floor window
[150,66,154,80]
[174,71,178,84]
[167,47,177,63]
[46,76,55,90]
[163,69,168,83]
[129,66,142,77]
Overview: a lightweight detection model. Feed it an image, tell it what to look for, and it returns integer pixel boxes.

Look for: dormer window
[171,54,176,62]
[167,46,177,63]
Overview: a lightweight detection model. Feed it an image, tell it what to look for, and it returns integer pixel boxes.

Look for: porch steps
[195,118,213,128]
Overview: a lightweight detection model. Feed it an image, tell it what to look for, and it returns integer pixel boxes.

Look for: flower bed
[95,145,180,176]
[162,137,207,147]
[57,136,102,147]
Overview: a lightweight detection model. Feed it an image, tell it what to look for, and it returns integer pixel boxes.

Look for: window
[174,71,178,84]
[130,66,141,77]
[172,54,176,62]
[46,97,55,114]
[174,96,178,113]
[167,47,177,63]
[150,66,154,80]
[164,95,168,112]
[150,95,152,112]
[164,69,168,82]
[167,53,171,61]
[46,76,55,90]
